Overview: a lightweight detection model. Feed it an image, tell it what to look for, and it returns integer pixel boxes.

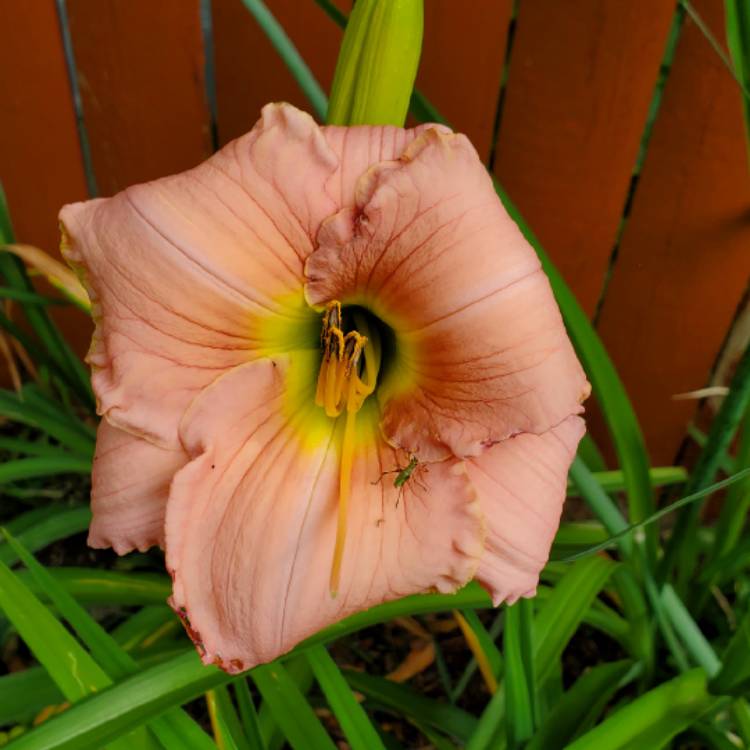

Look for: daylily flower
[60,103,590,673]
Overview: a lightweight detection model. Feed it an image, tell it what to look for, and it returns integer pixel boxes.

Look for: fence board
[595,0,750,464]
[0,0,91,361]
[0,0,87,253]
[65,0,212,196]
[213,0,347,145]
[416,1,512,162]
[493,0,675,315]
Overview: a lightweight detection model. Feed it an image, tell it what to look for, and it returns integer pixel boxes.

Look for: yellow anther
[315,301,381,596]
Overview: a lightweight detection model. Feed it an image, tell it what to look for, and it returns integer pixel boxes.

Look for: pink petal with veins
[467,416,585,605]
[305,128,590,460]
[165,356,483,671]
[89,419,187,554]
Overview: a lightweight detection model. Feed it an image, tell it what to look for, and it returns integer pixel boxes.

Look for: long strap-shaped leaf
[251,663,336,750]
[306,645,386,750]
[565,669,724,750]
[4,532,218,749]
[0,554,155,750]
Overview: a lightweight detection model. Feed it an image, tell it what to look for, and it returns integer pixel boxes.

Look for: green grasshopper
[373,453,423,508]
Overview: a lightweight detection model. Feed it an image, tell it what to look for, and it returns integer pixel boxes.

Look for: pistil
[315,301,381,595]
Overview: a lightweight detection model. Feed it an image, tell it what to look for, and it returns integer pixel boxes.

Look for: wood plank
[0,0,88,252]
[416,1,512,162]
[595,0,750,464]
[213,0,347,145]
[0,0,91,360]
[493,0,675,315]
[65,0,212,195]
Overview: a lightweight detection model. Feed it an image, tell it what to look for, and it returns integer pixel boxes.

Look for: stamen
[315,301,381,597]
[329,377,358,597]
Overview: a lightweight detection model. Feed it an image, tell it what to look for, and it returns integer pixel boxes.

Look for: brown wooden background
[0,0,748,467]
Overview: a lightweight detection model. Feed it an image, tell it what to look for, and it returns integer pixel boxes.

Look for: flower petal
[305,128,590,459]
[321,122,450,208]
[165,357,483,671]
[89,419,187,555]
[466,416,585,606]
[60,103,340,448]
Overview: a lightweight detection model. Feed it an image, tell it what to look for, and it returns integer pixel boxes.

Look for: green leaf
[0,666,65,726]
[710,606,750,695]
[526,660,635,750]
[665,343,750,586]
[0,554,110,700]
[343,670,477,743]
[711,407,750,563]
[0,388,94,457]
[4,531,218,750]
[576,432,607,472]
[726,0,750,166]
[0,185,93,408]
[307,645,386,750]
[251,662,337,750]
[559,466,750,562]
[0,554,150,750]
[534,556,616,684]
[233,680,267,750]
[16,567,171,606]
[565,669,724,750]
[504,599,537,748]
[465,687,506,750]
[6,651,227,750]
[454,608,503,693]
[0,455,91,483]
[0,507,91,566]
[567,466,687,497]
[450,609,504,702]
[207,687,248,750]
[0,286,67,305]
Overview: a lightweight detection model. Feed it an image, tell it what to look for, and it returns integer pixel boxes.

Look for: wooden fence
[0,0,748,466]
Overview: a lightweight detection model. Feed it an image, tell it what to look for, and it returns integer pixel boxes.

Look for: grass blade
[307,645,386,750]
[534,556,616,684]
[663,343,750,585]
[453,609,502,694]
[710,606,750,695]
[725,0,750,166]
[233,680,267,750]
[0,187,93,408]
[0,555,152,750]
[16,567,171,606]
[251,662,337,750]
[343,670,477,743]
[0,507,91,566]
[565,669,723,750]
[4,531,219,749]
[526,660,635,750]
[504,599,537,748]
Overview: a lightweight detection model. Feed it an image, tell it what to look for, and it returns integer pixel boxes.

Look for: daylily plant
[60,103,590,673]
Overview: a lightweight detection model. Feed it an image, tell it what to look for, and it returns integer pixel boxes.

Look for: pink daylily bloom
[60,103,590,672]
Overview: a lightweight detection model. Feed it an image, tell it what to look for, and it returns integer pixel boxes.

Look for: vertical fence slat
[0,0,88,252]
[493,0,675,315]
[416,1,512,162]
[65,0,212,196]
[595,0,750,464]
[213,0,347,145]
[0,0,92,362]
